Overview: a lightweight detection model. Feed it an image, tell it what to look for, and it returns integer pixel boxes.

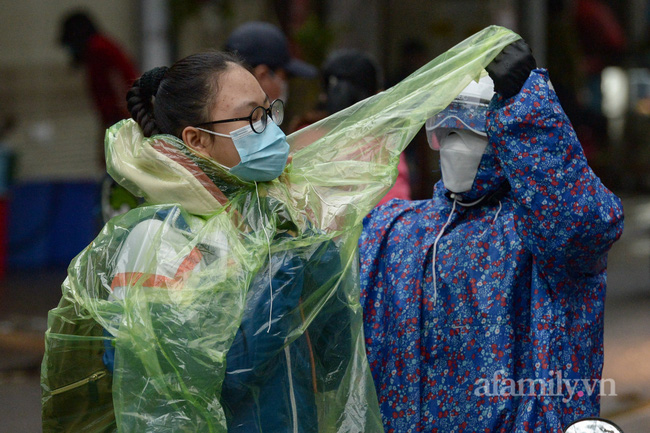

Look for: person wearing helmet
[359,39,623,432]
[323,49,411,206]
[290,48,412,205]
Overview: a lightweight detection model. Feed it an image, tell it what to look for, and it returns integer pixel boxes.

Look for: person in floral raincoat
[359,39,624,432]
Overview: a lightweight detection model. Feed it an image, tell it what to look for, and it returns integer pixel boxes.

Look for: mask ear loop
[432,197,457,307]
[254,181,274,333]
[196,127,231,138]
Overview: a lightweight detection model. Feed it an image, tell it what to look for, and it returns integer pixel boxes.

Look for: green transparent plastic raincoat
[41,26,520,432]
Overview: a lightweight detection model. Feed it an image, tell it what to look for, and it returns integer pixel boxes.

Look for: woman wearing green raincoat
[41,26,522,432]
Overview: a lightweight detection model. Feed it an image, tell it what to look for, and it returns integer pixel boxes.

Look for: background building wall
[0,0,140,269]
[0,0,139,182]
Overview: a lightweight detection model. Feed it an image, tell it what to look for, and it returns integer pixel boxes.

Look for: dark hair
[321,49,383,114]
[60,11,98,47]
[126,51,247,137]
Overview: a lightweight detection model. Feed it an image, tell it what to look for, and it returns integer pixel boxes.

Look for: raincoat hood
[43,26,523,433]
[105,120,247,215]
[106,26,521,224]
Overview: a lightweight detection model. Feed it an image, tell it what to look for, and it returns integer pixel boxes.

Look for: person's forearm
[489,70,624,279]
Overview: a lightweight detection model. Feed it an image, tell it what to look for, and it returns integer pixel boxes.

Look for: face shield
[425,75,494,194]
[425,74,494,149]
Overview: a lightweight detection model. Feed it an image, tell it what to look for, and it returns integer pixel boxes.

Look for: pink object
[378,153,411,206]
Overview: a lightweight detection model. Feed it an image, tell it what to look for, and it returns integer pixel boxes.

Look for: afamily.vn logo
[474,370,617,403]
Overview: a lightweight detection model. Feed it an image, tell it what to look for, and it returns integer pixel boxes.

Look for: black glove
[486,39,537,99]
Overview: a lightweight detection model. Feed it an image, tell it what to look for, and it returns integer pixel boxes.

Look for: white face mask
[439,130,489,193]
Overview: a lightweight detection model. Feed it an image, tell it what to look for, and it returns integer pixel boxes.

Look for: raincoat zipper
[50,370,108,396]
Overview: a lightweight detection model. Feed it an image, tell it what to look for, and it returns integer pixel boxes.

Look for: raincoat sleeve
[301,239,351,392]
[221,250,305,403]
[222,238,350,401]
[273,26,522,232]
[487,69,624,285]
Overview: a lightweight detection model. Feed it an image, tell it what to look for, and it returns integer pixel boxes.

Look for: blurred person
[546,0,601,163]
[59,10,139,144]
[388,38,429,88]
[320,48,384,115]
[359,39,624,432]
[546,0,627,165]
[291,48,411,205]
[573,0,628,162]
[574,0,627,83]
[59,10,141,221]
[225,21,318,103]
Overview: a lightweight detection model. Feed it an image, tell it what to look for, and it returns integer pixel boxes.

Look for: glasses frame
[194,99,284,134]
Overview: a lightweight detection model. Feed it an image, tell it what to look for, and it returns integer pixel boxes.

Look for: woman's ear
[182,126,209,156]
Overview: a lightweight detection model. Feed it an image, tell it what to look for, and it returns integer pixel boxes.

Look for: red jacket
[83,34,139,127]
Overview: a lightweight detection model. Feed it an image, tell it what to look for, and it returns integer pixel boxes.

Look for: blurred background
[0,0,649,431]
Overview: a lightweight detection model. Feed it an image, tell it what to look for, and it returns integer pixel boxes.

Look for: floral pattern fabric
[359,69,624,433]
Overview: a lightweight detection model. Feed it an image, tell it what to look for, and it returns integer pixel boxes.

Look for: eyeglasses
[195,99,284,134]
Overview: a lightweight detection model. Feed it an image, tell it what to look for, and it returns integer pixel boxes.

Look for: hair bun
[127,66,168,137]
[140,66,169,99]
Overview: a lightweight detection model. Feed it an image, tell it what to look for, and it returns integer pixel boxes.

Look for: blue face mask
[197,120,290,182]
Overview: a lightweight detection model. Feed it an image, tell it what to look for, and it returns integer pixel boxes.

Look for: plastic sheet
[42,26,520,432]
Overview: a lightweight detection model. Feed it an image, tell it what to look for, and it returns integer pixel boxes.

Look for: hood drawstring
[491,200,503,225]
[432,197,457,307]
[449,192,487,208]
[431,196,503,307]
[478,199,502,237]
